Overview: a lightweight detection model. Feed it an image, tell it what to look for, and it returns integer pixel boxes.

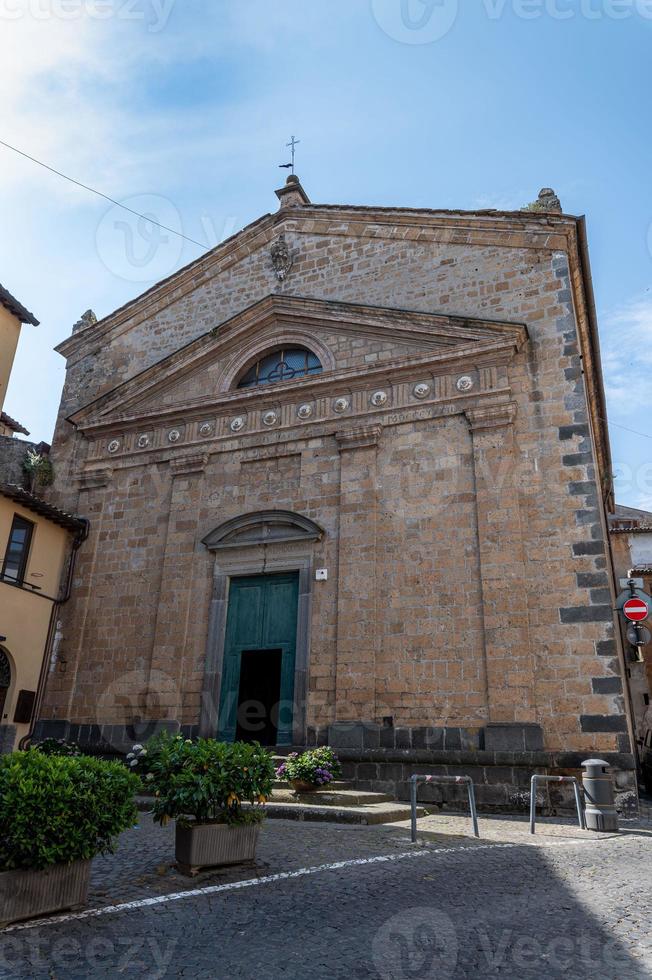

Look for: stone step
[135,796,425,825]
[272,780,353,791]
[263,801,427,825]
[271,788,394,806]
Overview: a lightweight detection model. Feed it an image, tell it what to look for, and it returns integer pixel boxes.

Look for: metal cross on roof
[279,135,300,174]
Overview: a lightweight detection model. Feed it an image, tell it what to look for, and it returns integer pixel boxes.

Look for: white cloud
[600,294,652,418]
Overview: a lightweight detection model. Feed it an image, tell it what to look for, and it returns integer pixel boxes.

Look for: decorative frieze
[94,371,515,462]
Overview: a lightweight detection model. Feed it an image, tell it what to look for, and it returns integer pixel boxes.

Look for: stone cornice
[55,207,575,364]
[465,402,517,432]
[335,424,383,451]
[67,296,527,432]
[169,452,209,476]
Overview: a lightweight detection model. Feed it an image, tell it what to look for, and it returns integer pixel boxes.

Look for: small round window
[236,347,322,389]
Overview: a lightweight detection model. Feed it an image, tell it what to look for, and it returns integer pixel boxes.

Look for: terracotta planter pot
[175,821,260,876]
[0,859,91,928]
[289,779,319,793]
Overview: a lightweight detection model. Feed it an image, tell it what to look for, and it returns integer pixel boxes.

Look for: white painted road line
[1,837,610,934]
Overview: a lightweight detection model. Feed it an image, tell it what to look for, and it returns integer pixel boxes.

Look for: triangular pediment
[69,294,527,433]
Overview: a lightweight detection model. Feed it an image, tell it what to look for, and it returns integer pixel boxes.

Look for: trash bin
[581,759,619,833]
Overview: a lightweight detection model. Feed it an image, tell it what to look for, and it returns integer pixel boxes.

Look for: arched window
[236,347,322,389]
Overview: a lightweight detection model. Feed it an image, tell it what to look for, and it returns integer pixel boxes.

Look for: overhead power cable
[0,137,205,250]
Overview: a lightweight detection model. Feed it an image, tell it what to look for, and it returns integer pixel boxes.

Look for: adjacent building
[609,504,652,748]
[0,282,87,751]
[36,180,637,806]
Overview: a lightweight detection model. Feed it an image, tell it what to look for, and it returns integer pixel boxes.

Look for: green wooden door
[218,572,299,745]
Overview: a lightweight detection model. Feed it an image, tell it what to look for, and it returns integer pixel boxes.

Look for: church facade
[38,178,637,805]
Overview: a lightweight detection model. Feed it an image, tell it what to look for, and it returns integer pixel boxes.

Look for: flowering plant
[33,737,82,757]
[276,747,342,787]
[125,730,188,784]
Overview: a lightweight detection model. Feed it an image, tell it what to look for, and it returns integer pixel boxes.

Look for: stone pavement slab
[1,812,652,979]
[1,829,651,979]
[396,809,652,844]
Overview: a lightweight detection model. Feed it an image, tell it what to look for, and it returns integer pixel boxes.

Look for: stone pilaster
[465,404,538,730]
[147,453,209,719]
[43,468,112,723]
[334,425,382,723]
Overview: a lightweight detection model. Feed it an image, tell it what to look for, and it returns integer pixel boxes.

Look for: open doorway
[235,648,282,745]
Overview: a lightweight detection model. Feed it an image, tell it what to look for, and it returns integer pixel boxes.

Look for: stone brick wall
[0,435,34,485]
[41,195,634,796]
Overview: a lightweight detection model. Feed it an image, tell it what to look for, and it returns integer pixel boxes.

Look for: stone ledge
[322,747,637,772]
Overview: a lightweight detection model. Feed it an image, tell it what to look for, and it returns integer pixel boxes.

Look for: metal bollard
[410,774,480,842]
[581,759,619,833]
[529,775,585,834]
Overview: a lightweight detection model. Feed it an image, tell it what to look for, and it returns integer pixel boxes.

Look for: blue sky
[1,0,651,508]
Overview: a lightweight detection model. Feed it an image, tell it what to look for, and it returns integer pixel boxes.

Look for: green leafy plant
[275,747,342,787]
[23,450,54,489]
[0,750,139,871]
[147,738,275,827]
[33,737,82,757]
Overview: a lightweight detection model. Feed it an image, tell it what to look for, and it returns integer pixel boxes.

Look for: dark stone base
[0,725,16,755]
[33,717,639,816]
[321,748,639,816]
[32,719,199,756]
[305,722,637,815]
[322,722,483,752]
[318,721,546,753]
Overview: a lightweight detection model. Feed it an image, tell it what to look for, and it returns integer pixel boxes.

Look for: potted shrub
[0,750,139,928]
[275,747,342,793]
[147,738,275,876]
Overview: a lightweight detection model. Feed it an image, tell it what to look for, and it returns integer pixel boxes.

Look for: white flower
[145,773,154,781]
[184,739,192,744]
[132,744,143,752]
[129,759,139,767]
[126,753,134,760]
[139,748,147,756]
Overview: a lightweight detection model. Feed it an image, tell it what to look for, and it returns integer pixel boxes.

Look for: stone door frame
[199,511,322,745]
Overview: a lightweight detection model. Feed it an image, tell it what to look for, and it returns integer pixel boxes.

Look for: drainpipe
[18,518,89,749]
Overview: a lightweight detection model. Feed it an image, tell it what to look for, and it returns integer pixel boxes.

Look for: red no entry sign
[623,597,649,622]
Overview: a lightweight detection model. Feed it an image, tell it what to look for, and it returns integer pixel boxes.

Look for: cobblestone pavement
[1,816,651,979]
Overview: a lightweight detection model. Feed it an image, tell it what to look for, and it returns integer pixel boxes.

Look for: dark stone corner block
[560,605,613,624]
[580,714,628,734]
[596,639,617,658]
[591,677,623,695]
[572,541,605,557]
[559,424,589,441]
